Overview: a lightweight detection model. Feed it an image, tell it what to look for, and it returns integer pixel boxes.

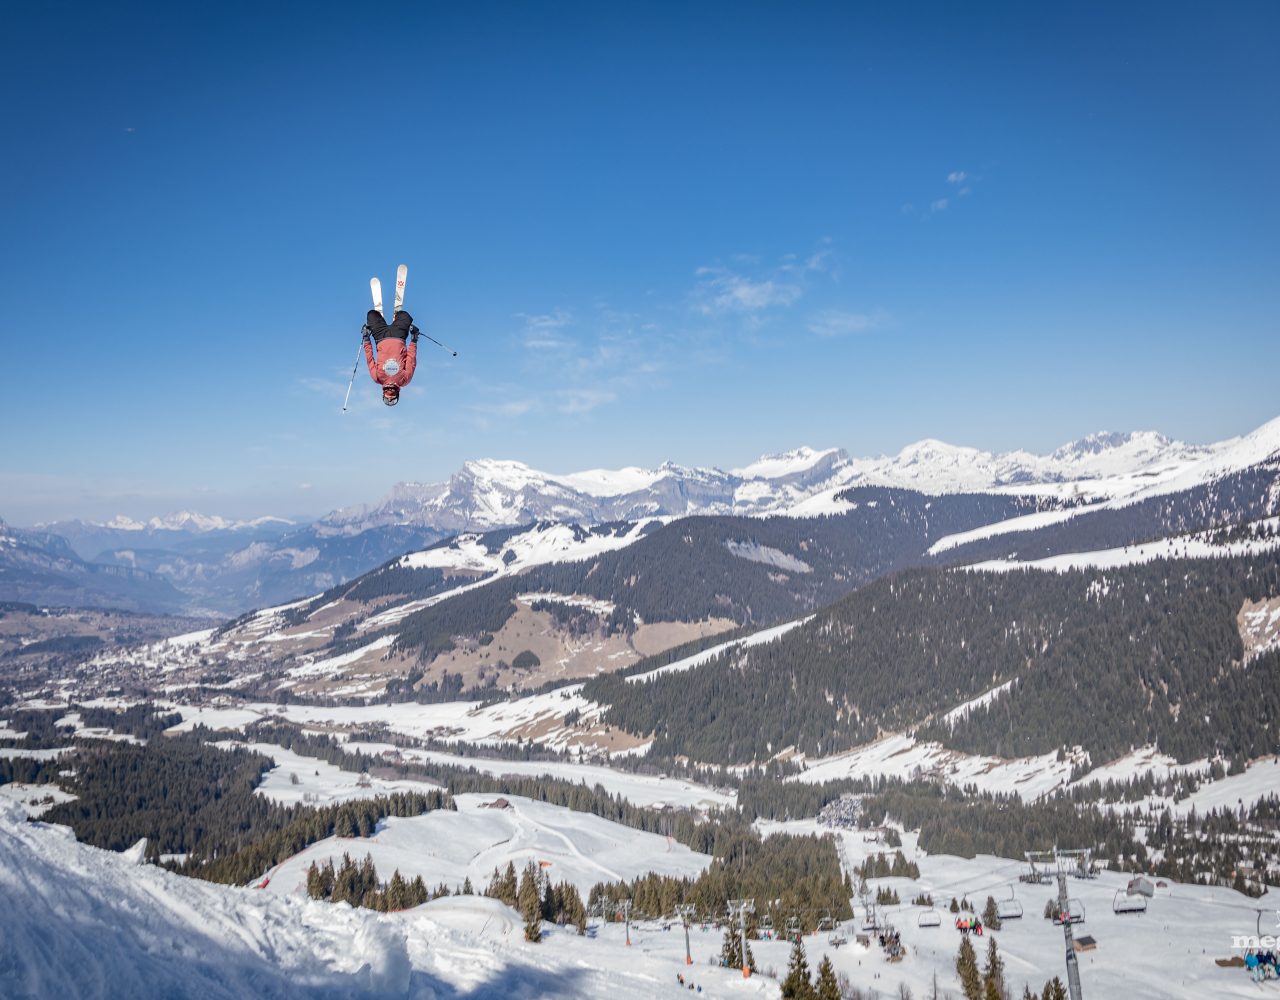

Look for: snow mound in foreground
[0,802,412,999]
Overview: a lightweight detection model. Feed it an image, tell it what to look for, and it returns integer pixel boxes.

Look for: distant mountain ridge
[316,427,1233,536]
[8,416,1278,616]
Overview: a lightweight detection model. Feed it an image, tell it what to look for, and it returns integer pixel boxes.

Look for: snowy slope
[962,519,1280,573]
[261,793,713,900]
[4,797,1269,1000]
[345,743,735,812]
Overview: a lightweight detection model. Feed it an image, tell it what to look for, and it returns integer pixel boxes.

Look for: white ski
[393,263,408,315]
[370,277,384,320]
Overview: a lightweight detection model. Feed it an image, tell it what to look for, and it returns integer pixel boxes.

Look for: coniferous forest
[585,553,1280,764]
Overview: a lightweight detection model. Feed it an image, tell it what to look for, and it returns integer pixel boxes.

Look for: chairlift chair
[996,899,1024,920]
[918,908,942,928]
[996,886,1024,920]
[1113,889,1147,915]
[1051,899,1086,925]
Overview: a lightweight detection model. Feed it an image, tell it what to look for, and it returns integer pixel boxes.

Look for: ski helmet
[382,385,400,407]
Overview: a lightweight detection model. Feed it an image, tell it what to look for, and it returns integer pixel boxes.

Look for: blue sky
[1,1,1277,524]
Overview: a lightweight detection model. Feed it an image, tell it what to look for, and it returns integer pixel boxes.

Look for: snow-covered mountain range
[7,416,1279,616]
[315,423,1265,536]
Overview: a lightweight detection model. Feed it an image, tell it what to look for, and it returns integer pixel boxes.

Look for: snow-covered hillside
[3,798,1271,1000]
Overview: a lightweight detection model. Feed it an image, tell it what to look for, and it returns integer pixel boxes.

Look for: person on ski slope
[363,308,419,406]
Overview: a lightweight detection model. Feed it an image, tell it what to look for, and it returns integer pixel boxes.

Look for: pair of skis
[370,263,408,321]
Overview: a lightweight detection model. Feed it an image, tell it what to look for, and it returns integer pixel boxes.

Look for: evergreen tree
[780,937,816,1000]
[956,935,982,1000]
[489,861,518,906]
[982,895,1002,931]
[814,955,841,1000]
[1042,978,1068,1000]
[721,926,741,968]
[982,935,1005,997]
[462,876,474,895]
[518,861,544,942]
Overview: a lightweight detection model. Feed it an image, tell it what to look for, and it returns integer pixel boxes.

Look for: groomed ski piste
[3,795,1274,999]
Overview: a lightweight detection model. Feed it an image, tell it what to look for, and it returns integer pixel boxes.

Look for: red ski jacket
[364,337,417,388]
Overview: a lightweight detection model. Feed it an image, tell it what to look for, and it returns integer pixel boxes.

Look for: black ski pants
[367,309,413,344]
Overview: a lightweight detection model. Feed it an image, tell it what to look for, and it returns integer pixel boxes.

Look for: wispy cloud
[518,309,572,350]
[690,243,840,317]
[693,266,803,315]
[557,388,617,415]
[905,170,979,219]
[807,309,889,338]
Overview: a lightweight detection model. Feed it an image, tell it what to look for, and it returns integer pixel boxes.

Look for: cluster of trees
[5,634,102,657]
[305,852,433,910]
[1143,796,1280,895]
[484,860,587,941]
[719,925,756,974]
[857,850,920,879]
[391,579,519,661]
[585,552,1280,765]
[188,790,446,886]
[957,934,1070,999]
[43,731,277,854]
[588,828,851,934]
[0,754,62,785]
[1,707,72,748]
[858,783,1145,862]
[31,726,448,886]
[529,598,602,638]
[77,703,183,739]
[956,935,1011,1000]
[779,938,841,1000]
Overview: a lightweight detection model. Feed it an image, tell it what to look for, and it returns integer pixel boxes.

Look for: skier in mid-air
[362,307,419,407]
[344,265,455,412]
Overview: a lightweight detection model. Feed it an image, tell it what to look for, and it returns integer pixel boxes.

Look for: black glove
[410,325,420,344]
[362,324,371,341]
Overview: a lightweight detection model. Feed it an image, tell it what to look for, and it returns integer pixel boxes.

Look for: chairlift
[917,908,942,928]
[996,898,1024,920]
[786,915,802,940]
[759,913,774,931]
[996,885,1024,920]
[828,931,849,948]
[1113,889,1147,915]
[817,912,835,933]
[862,905,880,932]
[1051,899,1086,925]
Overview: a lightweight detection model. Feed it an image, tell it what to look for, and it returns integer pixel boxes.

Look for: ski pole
[341,332,366,412]
[413,326,458,357]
